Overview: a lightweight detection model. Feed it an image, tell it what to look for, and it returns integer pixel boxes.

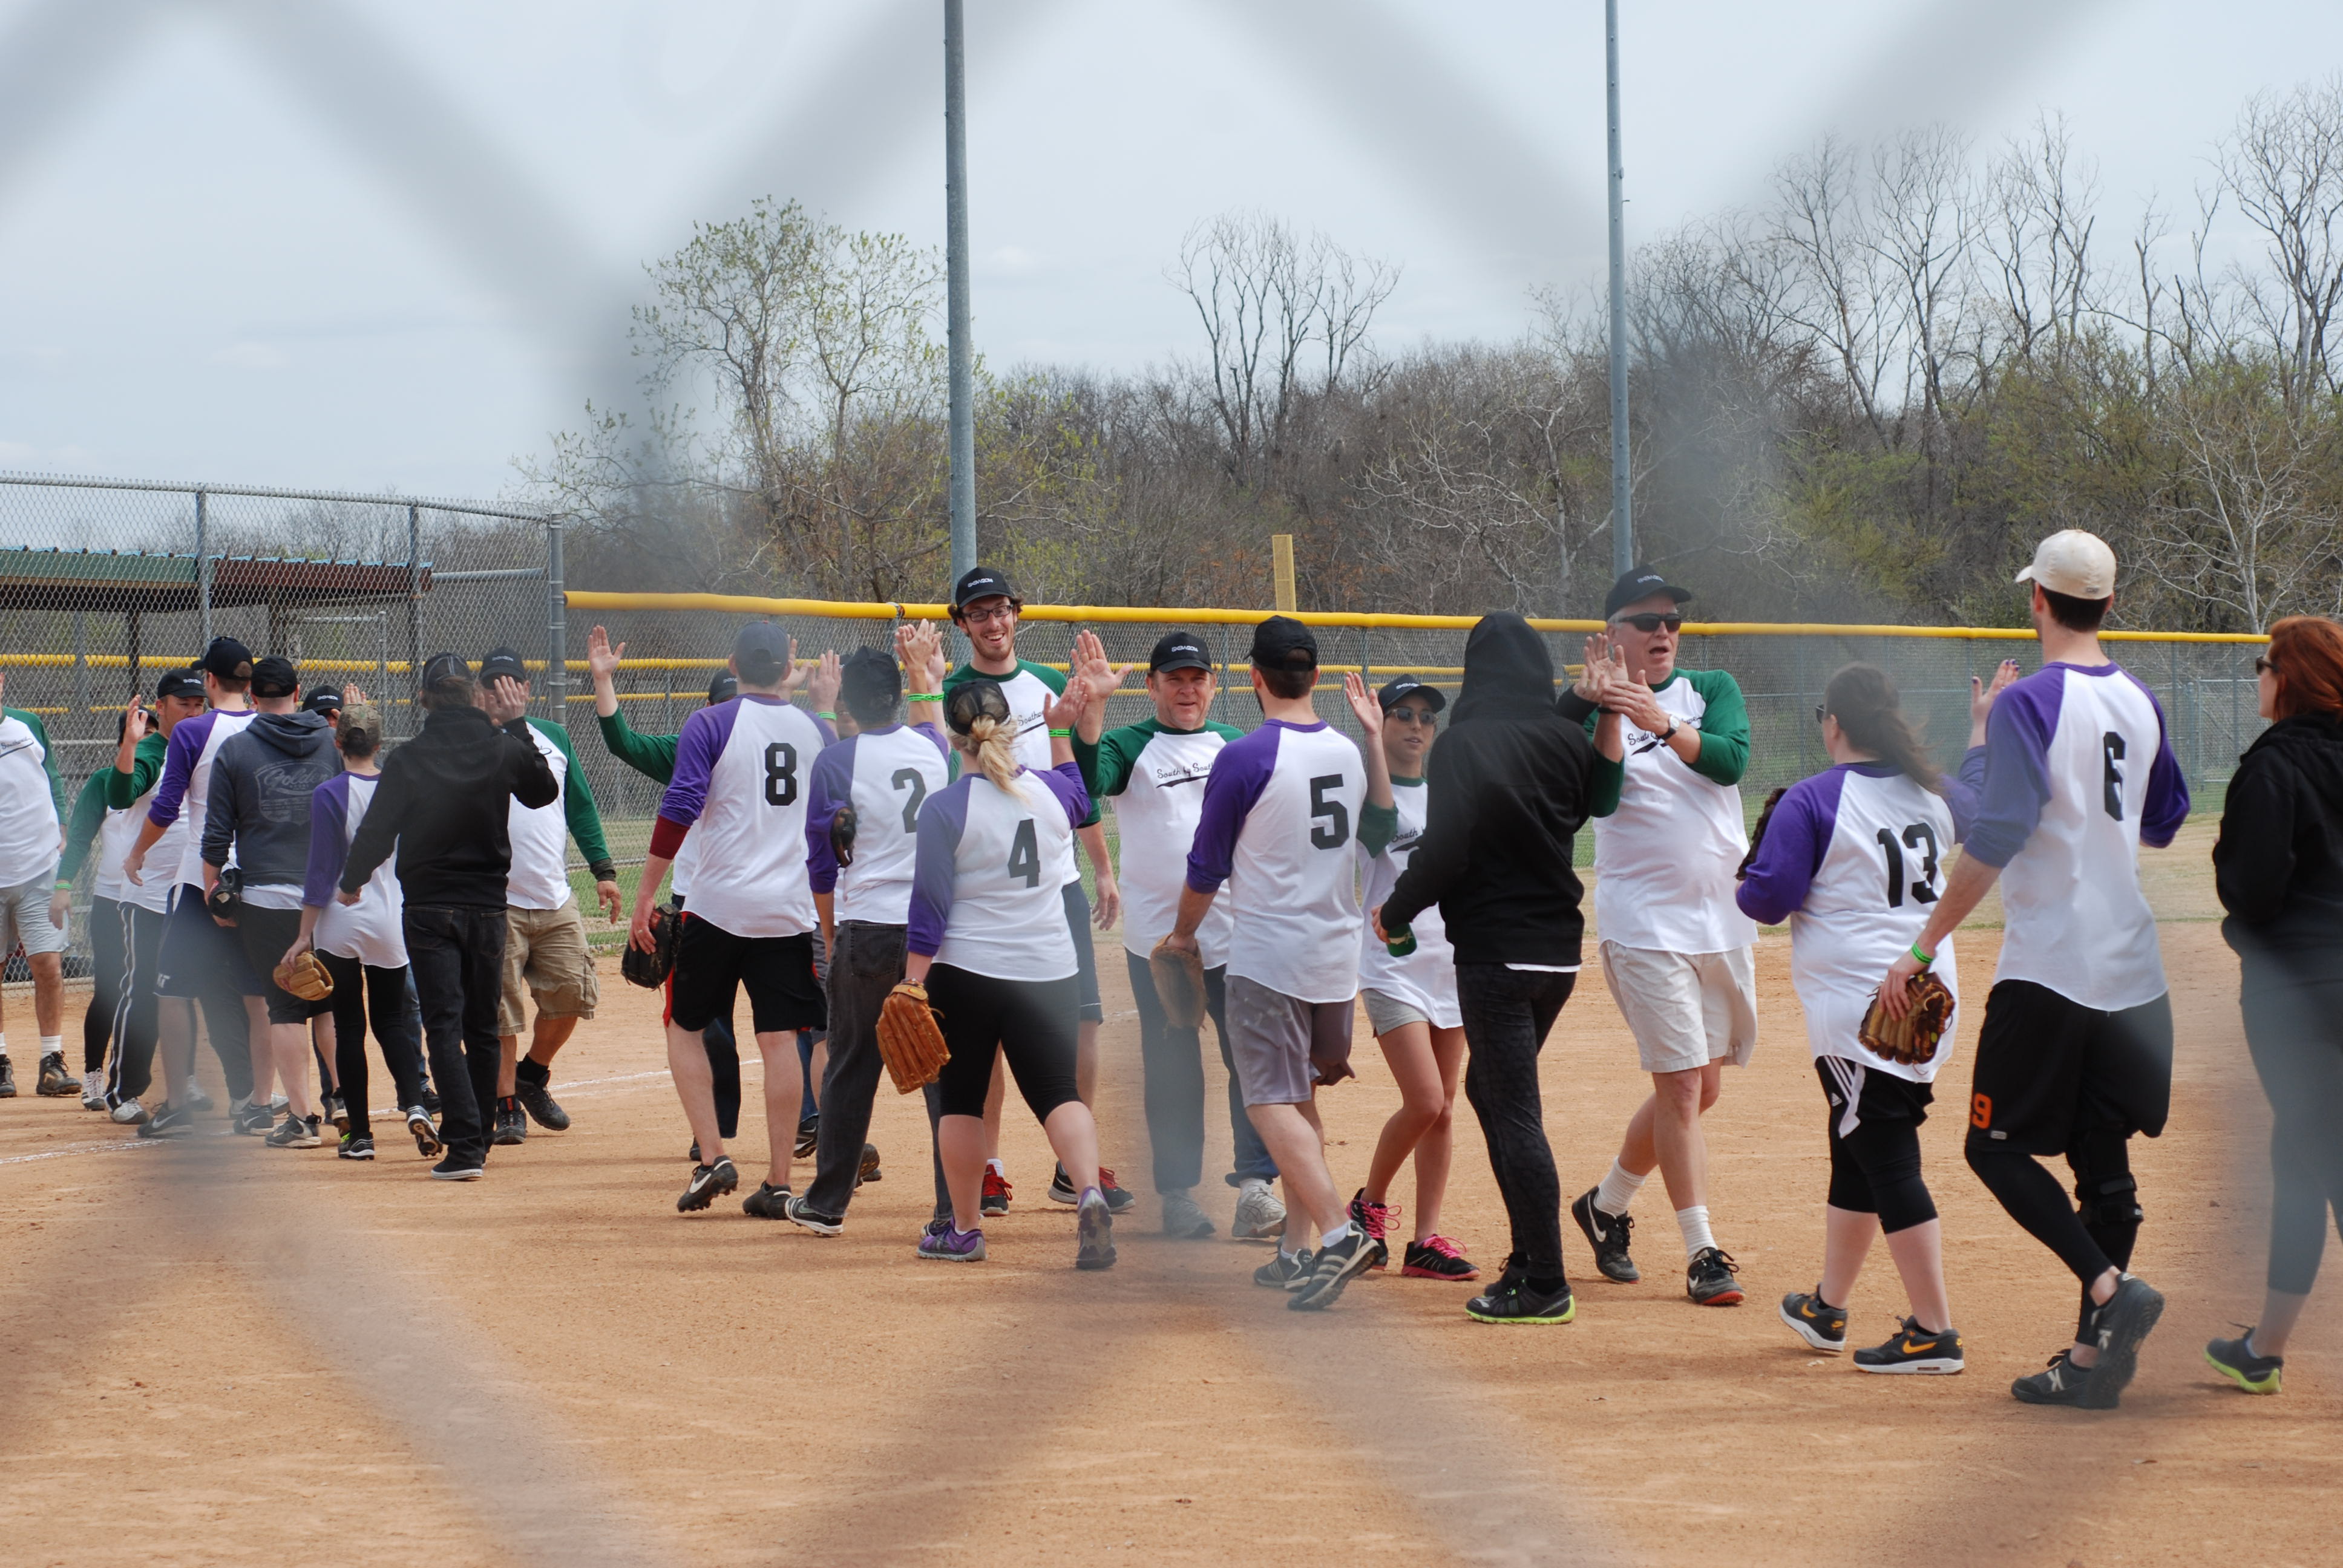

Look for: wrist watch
[1659,717,1680,742]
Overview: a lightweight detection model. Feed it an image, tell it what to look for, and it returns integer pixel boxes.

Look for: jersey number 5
[1309,774,1350,850]
[762,742,798,806]
[1006,818,1041,887]
[1875,822,1941,907]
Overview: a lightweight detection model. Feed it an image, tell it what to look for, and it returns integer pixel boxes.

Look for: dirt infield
[2,830,2337,1567]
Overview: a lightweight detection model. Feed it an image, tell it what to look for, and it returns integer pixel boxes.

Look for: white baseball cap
[2014,529,2117,599]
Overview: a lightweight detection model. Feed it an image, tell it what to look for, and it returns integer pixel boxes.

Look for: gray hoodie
[202,710,341,893]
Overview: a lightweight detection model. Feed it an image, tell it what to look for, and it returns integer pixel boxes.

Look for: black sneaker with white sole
[0,1057,14,1096]
[2077,1274,2164,1410]
[430,1154,486,1181]
[1290,1231,1377,1310]
[1570,1189,1639,1283]
[1779,1287,1848,1352]
[678,1157,739,1212]
[137,1102,197,1139]
[264,1114,322,1149]
[1852,1317,1964,1374]
[491,1099,527,1146]
[1686,1247,1744,1306]
[1049,1161,1136,1214]
[2011,1349,2094,1406]
[1466,1267,1577,1324]
[232,1101,275,1137]
[36,1053,80,1097]
[406,1108,442,1158]
[741,1181,791,1219]
[1254,1250,1314,1289]
[794,1116,819,1160]
[783,1193,845,1236]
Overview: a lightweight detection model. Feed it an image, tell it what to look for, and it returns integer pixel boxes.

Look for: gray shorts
[0,875,67,958]
[1360,986,1429,1037]
[1226,973,1355,1106]
[1599,941,1758,1075]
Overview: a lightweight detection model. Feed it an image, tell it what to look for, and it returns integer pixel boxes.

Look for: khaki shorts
[499,901,599,1036]
[1599,942,1758,1076]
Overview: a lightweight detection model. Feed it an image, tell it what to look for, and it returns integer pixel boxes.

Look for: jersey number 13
[1875,822,1941,908]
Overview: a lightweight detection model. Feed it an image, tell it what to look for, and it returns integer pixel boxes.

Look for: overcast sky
[0,0,2337,501]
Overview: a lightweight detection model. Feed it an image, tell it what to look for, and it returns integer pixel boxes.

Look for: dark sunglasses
[1387,706,1438,727]
[1814,704,1829,724]
[1614,613,1683,634]
[2255,655,2275,675]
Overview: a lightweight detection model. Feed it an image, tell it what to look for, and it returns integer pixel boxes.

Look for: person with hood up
[1373,612,1602,1325]
[202,656,344,1148]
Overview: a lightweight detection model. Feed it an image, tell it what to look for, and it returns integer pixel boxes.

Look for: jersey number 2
[1006,818,1041,887]
[891,768,928,832]
[1875,822,1941,907]
[1309,775,1350,850]
[762,742,798,806]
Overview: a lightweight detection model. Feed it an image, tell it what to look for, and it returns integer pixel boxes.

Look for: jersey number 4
[762,742,798,806]
[1006,818,1041,887]
[1309,774,1350,850]
[1875,822,1941,907]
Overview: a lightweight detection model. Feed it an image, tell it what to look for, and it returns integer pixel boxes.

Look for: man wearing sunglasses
[1561,567,1759,1309]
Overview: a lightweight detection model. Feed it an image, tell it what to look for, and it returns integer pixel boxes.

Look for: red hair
[2266,616,2343,720]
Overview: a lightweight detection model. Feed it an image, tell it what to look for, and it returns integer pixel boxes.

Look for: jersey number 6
[1309,774,1349,850]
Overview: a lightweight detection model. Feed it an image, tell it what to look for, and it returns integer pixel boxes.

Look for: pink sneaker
[1401,1234,1481,1281]
[1349,1188,1397,1270]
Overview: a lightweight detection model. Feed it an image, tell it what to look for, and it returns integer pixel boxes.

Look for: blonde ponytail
[963,713,1021,793]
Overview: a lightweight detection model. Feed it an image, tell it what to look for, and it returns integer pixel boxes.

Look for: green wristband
[1909,942,1934,966]
[816,711,837,722]
[1049,728,1073,738]
[906,693,943,703]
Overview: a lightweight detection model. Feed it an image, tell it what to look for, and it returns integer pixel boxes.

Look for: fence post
[546,517,567,719]
[405,502,420,734]
[195,486,211,645]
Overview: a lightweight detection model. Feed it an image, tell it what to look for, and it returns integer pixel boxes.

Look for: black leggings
[2241,959,2343,1296]
[1968,1121,2141,1342]
[1455,964,1578,1279]
[927,965,1080,1122]
[1817,1058,1938,1233]
[318,950,426,1142]
[84,896,123,1077]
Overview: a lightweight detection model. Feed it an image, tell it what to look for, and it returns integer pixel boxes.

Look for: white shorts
[0,875,67,958]
[1361,986,1429,1037]
[1599,942,1757,1076]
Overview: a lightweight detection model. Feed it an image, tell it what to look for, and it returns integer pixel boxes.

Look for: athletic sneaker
[1290,1231,1376,1310]
[1049,1162,1136,1214]
[232,1100,275,1137]
[324,1094,349,1134]
[82,1078,110,1111]
[1852,1318,1964,1375]
[0,1057,16,1096]
[491,1099,526,1146]
[1687,1247,1743,1306]
[269,1094,289,1115]
[185,1083,214,1112]
[794,1116,819,1160]
[1254,1250,1314,1289]
[2078,1273,2164,1410]
[856,1143,882,1187]
[1571,1189,1639,1283]
[264,1114,322,1149]
[2011,1350,2094,1406]
[338,1134,376,1161]
[1231,1177,1286,1241]
[1466,1272,1576,1324]
[430,1154,485,1181]
[36,1053,80,1097]
[678,1157,739,1212]
[110,1096,148,1126]
[2205,1330,2284,1395]
[513,1077,570,1131]
[687,1141,701,1165]
[419,1085,442,1118]
[137,1102,196,1139]
[1779,1287,1848,1352]
[1349,1189,1395,1270]
[406,1107,442,1158]
[917,1218,986,1262]
[742,1181,791,1219]
[782,1194,844,1237]
[980,1168,1013,1216]
[1075,1187,1118,1270]
[1402,1235,1481,1281]
[1162,1189,1216,1240]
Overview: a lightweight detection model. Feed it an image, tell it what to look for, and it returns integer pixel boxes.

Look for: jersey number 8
[762,742,798,806]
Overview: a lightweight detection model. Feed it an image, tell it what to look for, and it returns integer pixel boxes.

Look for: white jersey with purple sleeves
[1965,661,2188,1012]
[655,695,830,939]
[1357,777,1460,1029]
[147,708,256,890]
[807,723,952,927]
[1187,719,1368,1006]
[908,763,1090,982]
[1737,762,1979,1082]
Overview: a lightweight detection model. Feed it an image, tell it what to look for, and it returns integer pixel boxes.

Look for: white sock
[1320,1220,1355,1250]
[39,1034,62,1060]
[0,1033,10,1057]
[1676,1205,1717,1260]
[1594,1159,1646,1218]
[986,1158,1004,1177]
[1279,1241,1303,1262]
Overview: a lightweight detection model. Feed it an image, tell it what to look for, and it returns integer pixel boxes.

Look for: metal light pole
[944,0,976,589]
[1604,0,1634,582]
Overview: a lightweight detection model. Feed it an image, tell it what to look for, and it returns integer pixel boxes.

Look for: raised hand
[897,620,948,690]
[807,650,843,716]
[1971,659,2020,728]
[1343,670,1384,740]
[775,636,807,697]
[342,684,369,707]
[587,624,625,685]
[1070,629,1130,707]
[1043,678,1089,734]
[1575,633,1618,707]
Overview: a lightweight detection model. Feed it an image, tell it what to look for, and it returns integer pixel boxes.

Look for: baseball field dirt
[2,821,2335,1567]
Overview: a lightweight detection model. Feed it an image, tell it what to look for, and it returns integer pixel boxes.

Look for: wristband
[816,711,837,722]
[53,880,71,891]
[1909,942,1934,966]
[906,692,942,703]
[1049,728,1073,737]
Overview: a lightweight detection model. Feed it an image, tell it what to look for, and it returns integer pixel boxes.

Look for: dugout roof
[0,548,430,612]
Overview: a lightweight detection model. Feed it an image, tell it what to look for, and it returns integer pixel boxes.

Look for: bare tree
[2218,75,2343,402]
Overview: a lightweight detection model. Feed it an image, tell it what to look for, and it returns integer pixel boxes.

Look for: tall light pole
[1604,0,1633,582]
[945,0,976,589]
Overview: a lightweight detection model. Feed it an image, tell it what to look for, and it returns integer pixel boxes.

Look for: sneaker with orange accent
[1349,1188,1396,1270]
[1853,1317,1965,1375]
[981,1167,1012,1217]
[1401,1235,1481,1281]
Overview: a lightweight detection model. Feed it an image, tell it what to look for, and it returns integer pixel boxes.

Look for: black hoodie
[2215,711,2343,968]
[1381,613,1599,965]
[203,709,341,892]
[342,703,557,910]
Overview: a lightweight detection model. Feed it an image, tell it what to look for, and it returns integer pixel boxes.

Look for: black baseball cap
[200,636,254,681]
[839,645,902,717]
[1247,615,1317,670]
[1604,566,1694,619]
[418,651,471,691]
[945,678,1011,736]
[478,646,529,685]
[951,565,1018,614]
[250,656,298,699]
[1149,631,1211,675]
[732,621,790,681]
[706,672,739,705]
[155,668,205,701]
[1376,675,1446,714]
[302,685,343,716]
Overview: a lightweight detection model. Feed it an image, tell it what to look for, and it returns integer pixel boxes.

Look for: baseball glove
[205,868,243,924]
[829,804,857,869]
[1149,935,1207,1030]
[1859,969,1955,1066]
[621,901,680,990]
[1736,786,1789,881]
[272,949,334,1003]
[876,980,950,1094]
